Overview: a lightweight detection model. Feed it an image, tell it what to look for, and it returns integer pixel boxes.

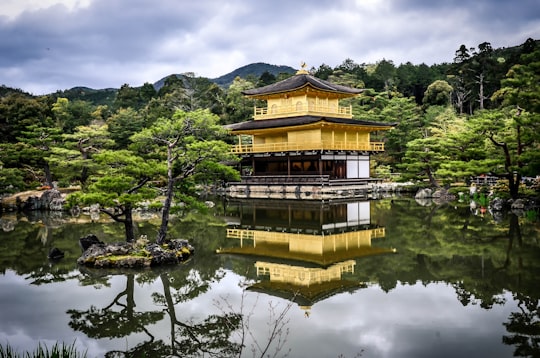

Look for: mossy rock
[77,238,194,268]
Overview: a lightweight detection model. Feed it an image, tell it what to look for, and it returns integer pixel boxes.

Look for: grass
[0,342,87,358]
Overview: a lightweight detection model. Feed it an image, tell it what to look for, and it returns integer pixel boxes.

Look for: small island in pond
[77,234,194,268]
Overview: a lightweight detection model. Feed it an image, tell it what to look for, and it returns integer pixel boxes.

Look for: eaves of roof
[241,74,363,97]
[225,115,396,132]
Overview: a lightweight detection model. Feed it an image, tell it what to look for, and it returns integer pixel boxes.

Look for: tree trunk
[125,205,135,242]
[43,162,53,187]
[100,204,136,242]
[504,214,522,268]
[477,73,485,110]
[426,167,440,188]
[508,172,521,200]
[160,273,179,355]
[157,178,174,244]
[488,133,520,199]
[80,151,89,187]
[157,145,175,244]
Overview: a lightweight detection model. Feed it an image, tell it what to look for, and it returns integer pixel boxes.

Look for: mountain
[210,62,296,87]
[0,85,33,98]
[52,86,118,107]
[151,62,296,91]
[42,62,297,105]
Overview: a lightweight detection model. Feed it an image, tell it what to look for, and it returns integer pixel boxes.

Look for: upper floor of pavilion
[242,64,363,120]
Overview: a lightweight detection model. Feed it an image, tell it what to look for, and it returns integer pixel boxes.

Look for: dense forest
[1,38,539,213]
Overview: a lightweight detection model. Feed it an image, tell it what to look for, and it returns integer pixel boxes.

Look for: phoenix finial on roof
[296,61,309,75]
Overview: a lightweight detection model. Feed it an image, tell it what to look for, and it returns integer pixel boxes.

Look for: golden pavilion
[225,64,394,200]
[218,199,396,314]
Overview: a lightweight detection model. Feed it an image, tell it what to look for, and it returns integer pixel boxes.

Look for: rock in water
[415,188,432,199]
[48,247,64,260]
[77,237,195,268]
[79,234,104,251]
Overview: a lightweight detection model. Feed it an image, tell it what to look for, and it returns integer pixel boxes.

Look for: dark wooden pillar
[287,154,291,177]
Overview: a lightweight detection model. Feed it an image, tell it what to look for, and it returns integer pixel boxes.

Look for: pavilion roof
[225,115,395,132]
[247,279,366,308]
[241,73,363,98]
[216,242,395,267]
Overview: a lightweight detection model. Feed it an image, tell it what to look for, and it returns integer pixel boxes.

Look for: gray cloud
[0,0,538,94]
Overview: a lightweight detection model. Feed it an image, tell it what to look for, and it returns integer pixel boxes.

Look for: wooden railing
[226,228,385,241]
[231,141,385,154]
[371,227,386,238]
[240,175,330,184]
[226,228,255,240]
[226,229,290,243]
[254,104,353,120]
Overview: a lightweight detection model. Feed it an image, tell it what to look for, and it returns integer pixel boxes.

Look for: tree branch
[127,177,150,194]
[100,207,126,223]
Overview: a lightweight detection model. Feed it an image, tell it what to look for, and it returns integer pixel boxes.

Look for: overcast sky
[1,0,539,95]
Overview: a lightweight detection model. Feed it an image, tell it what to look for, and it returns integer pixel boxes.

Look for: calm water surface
[0,197,539,358]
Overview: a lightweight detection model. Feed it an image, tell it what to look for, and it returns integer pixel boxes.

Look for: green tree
[328,69,364,88]
[435,115,496,183]
[468,108,537,198]
[447,73,472,115]
[16,124,62,187]
[156,75,193,111]
[222,76,256,124]
[371,59,397,94]
[469,42,499,110]
[90,104,111,123]
[0,94,50,143]
[51,97,94,133]
[333,58,368,86]
[396,62,438,105]
[448,44,480,114]
[423,80,453,107]
[113,82,157,111]
[0,143,31,191]
[257,71,276,87]
[142,75,192,123]
[140,82,158,104]
[68,150,161,242]
[375,96,423,168]
[312,63,333,80]
[157,75,185,97]
[201,82,226,115]
[493,49,540,114]
[131,109,239,244]
[183,74,226,114]
[49,124,114,187]
[1,105,59,189]
[107,108,146,149]
[399,106,456,186]
[0,164,27,193]
[488,49,540,189]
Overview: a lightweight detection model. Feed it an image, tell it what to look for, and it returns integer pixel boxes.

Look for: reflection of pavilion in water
[219,199,396,315]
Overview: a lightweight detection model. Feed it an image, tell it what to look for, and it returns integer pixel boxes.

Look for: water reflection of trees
[373,200,540,357]
[67,267,293,357]
[68,273,167,356]
[157,272,242,357]
[67,269,242,357]
[503,293,540,357]
[0,211,132,281]
[371,200,540,299]
[63,212,246,357]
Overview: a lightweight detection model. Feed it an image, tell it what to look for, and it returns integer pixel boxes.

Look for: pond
[0,197,539,358]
